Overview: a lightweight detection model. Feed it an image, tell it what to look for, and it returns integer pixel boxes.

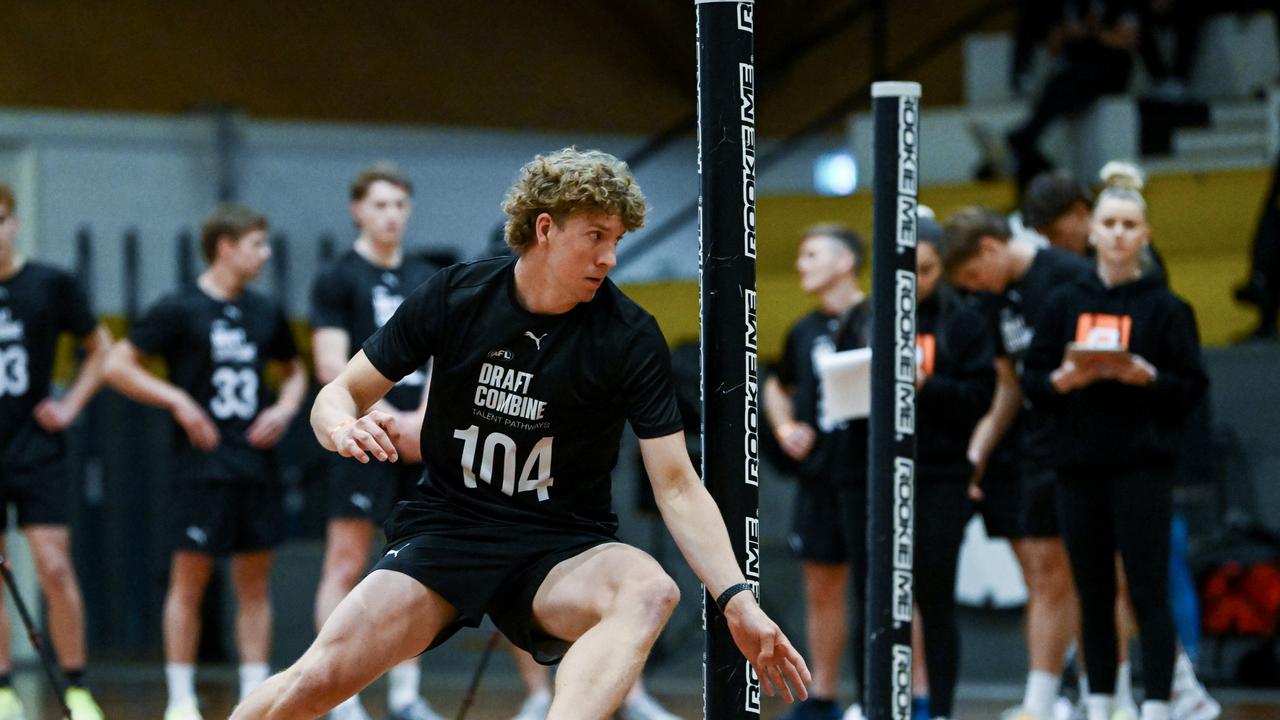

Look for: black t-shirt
[991,247,1095,367]
[0,263,97,465]
[363,256,684,536]
[775,310,844,481]
[987,247,1094,466]
[828,300,872,488]
[310,249,440,410]
[130,286,298,481]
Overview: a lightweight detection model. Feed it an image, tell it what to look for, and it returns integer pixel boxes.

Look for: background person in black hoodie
[1021,167,1207,720]
[912,216,996,720]
[940,205,1094,720]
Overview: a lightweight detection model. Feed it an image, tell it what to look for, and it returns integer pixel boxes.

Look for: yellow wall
[50,167,1268,382]
[622,168,1271,357]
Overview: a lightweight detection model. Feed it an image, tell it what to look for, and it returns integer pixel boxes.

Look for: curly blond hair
[501,147,647,252]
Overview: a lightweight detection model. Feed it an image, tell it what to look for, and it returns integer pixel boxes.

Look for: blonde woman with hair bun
[1021,157,1210,720]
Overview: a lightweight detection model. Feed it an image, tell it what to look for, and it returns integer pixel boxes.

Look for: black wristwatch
[715,582,755,613]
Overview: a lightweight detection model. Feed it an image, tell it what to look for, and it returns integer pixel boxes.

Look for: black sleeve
[128,296,183,356]
[621,317,684,439]
[919,306,996,427]
[1020,288,1071,407]
[1147,298,1208,417]
[977,293,1009,357]
[362,269,445,383]
[56,271,97,337]
[309,262,351,330]
[266,306,299,362]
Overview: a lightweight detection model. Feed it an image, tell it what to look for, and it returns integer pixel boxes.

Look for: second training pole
[865,80,921,720]
[696,1,760,719]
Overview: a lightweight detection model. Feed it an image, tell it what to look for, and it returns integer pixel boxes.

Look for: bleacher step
[1144,150,1271,175]
[1173,127,1270,156]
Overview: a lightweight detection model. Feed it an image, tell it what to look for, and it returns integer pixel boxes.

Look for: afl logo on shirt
[488,348,514,361]
[1074,313,1132,350]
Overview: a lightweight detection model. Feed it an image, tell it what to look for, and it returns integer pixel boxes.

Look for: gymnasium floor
[6,663,1280,719]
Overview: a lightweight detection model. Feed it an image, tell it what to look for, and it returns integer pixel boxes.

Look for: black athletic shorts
[323,454,424,524]
[0,457,70,530]
[1020,464,1060,538]
[373,514,618,665]
[974,460,1024,539]
[173,478,284,555]
[787,482,847,563]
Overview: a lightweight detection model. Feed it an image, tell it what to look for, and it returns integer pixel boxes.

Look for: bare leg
[313,519,374,630]
[1115,556,1135,665]
[801,562,848,700]
[26,525,89,672]
[1013,538,1079,675]
[231,551,274,664]
[164,552,215,665]
[912,606,928,697]
[0,535,11,677]
[232,569,457,720]
[533,544,680,720]
[513,646,552,695]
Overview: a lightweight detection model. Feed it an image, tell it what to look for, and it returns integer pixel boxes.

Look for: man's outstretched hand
[723,592,812,703]
[329,410,400,464]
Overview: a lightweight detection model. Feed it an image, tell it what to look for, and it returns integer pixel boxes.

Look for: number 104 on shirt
[452,425,555,500]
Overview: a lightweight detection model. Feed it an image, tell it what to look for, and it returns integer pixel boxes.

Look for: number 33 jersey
[129,286,298,481]
[364,257,684,535]
[0,263,97,464]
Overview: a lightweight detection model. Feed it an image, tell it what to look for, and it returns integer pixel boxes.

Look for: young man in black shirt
[764,223,867,720]
[233,147,810,720]
[0,183,110,720]
[309,165,441,720]
[942,206,1094,720]
[105,205,307,720]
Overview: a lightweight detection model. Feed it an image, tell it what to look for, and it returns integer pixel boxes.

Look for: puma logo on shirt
[524,331,548,350]
[385,542,411,558]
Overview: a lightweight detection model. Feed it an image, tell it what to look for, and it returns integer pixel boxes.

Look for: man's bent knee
[617,573,680,632]
[33,555,75,593]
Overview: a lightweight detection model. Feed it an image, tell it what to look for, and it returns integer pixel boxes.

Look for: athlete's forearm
[310,382,361,452]
[273,358,308,414]
[311,328,350,385]
[967,358,1020,464]
[102,341,192,413]
[655,475,748,598]
[763,375,796,436]
[58,324,112,419]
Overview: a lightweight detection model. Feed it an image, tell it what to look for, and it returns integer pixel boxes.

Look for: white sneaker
[1054,696,1078,720]
[842,704,865,720]
[0,688,26,720]
[164,699,203,720]
[329,697,372,720]
[1171,685,1221,720]
[389,698,445,720]
[1001,706,1049,720]
[510,691,551,720]
[1111,705,1139,720]
[620,690,682,720]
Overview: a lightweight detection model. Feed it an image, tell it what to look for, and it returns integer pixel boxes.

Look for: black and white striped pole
[696,1,759,719]
[866,80,920,720]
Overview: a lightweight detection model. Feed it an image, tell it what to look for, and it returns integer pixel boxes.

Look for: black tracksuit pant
[914,480,971,719]
[1056,465,1176,702]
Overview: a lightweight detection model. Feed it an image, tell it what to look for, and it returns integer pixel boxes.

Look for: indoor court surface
[4,666,1279,719]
